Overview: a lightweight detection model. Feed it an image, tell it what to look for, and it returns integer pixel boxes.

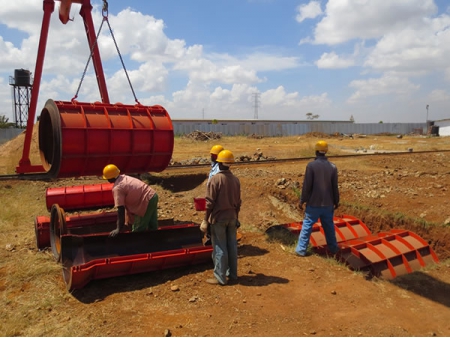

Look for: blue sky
[0,0,449,123]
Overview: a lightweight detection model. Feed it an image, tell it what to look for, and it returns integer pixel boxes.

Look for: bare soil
[1,131,450,336]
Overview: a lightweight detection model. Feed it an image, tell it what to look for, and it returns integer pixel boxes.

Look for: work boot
[206,278,226,286]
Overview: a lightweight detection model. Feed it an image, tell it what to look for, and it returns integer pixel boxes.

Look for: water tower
[9,69,32,128]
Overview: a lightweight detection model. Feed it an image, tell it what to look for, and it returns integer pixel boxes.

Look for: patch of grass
[340,200,436,229]
[265,227,297,246]
[291,186,301,199]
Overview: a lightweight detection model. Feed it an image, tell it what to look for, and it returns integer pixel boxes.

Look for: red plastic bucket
[194,197,206,211]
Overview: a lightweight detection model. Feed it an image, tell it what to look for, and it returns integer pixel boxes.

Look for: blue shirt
[208,161,220,184]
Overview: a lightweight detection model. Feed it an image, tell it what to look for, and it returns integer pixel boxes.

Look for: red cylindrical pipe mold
[35,215,51,250]
[38,99,174,178]
[34,211,118,250]
[45,183,114,211]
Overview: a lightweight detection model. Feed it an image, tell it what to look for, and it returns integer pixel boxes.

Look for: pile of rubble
[182,130,222,141]
[170,149,276,166]
[247,134,264,139]
[170,157,210,166]
[235,149,276,162]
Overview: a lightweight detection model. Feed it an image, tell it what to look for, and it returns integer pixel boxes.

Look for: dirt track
[1,133,450,336]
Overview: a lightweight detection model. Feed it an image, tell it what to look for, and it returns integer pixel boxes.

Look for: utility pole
[426,104,429,122]
[252,92,260,119]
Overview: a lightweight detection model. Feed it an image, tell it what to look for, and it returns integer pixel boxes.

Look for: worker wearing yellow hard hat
[102,164,159,237]
[200,144,225,246]
[295,140,340,257]
[201,149,241,285]
[208,144,224,184]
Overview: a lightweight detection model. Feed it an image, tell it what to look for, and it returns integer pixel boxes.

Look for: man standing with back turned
[295,140,340,257]
[201,149,241,285]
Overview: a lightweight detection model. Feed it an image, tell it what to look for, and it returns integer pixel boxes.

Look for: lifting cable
[72,0,141,104]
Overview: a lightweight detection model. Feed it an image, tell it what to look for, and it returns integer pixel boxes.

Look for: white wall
[434,120,450,136]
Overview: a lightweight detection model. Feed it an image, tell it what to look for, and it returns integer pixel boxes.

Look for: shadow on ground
[71,262,213,304]
[389,270,450,308]
[145,173,207,193]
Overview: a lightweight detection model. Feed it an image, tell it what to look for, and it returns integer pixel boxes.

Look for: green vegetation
[339,201,436,230]
[306,112,319,120]
[0,114,15,128]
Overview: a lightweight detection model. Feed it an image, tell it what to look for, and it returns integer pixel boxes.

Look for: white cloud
[172,52,300,86]
[109,9,171,62]
[296,1,323,23]
[364,18,450,74]
[428,89,450,102]
[0,0,42,33]
[0,36,26,72]
[262,86,298,106]
[316,51,354,69]
[2,0,449,124]
[208,52,302,72]
[347,74,420,103]
[311,0,437,45]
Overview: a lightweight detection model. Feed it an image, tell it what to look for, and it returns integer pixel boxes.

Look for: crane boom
[16,0,110,174]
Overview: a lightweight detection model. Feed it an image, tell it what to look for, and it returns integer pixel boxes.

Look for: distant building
[433,119,450,136]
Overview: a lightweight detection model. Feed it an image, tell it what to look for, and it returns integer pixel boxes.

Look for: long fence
[172,121,426,137]
[0,122,427,145]
[0,128,23,145]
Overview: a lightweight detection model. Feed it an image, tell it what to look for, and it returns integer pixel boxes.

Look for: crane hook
[102,0,109,18]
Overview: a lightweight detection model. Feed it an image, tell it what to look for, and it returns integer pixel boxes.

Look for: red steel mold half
[38,99,174,178]
[35,209,118,251]
[61,228,212,291]
[45,204,211,290]
[265,215,439,279]
[45,183,114,211]
[338,230,439,279]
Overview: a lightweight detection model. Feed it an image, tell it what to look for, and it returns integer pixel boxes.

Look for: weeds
[339,201,437,231]
[291,186,301,199]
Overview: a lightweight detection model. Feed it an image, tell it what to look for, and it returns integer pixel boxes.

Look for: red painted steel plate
[60,224,212,290]
[38,100,174,178]
[45,183,114,211]
[339,230,439,279]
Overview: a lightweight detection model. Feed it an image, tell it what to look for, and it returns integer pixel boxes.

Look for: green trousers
[132,193,158,232]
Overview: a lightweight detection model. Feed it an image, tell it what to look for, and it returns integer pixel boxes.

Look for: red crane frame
[17,0,110,174]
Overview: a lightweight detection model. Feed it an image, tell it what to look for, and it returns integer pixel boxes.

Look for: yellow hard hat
[315,140,328,153]
[102,164,120,180]
[216,149,235,163]
[210,144,224,155]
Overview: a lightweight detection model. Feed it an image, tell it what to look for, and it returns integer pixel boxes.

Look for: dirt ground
[1,131,450,336]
